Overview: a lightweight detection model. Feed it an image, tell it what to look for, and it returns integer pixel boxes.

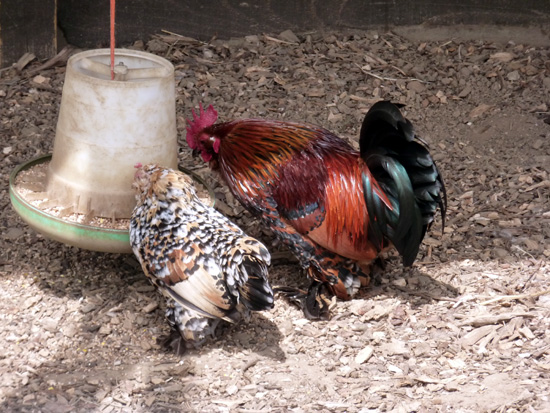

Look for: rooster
[130,164,274,352]
[186,101,446,319]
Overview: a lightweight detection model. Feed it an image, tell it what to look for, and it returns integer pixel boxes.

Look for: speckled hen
[130,164,274,353]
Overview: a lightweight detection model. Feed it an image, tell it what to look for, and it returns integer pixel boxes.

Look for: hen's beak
[192,149,201,158]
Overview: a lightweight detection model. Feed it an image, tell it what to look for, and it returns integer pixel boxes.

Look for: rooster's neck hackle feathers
[215,119,327,206]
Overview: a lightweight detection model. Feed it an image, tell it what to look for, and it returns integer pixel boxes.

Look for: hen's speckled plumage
[130,164,274,352]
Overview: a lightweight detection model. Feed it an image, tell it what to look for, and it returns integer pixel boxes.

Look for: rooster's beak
[192,149,200,158]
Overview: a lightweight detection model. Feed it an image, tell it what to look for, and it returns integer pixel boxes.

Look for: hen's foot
[159,329,188,355]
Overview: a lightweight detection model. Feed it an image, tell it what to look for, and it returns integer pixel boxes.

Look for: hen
[186,101,446,319]
[130,164,274,352]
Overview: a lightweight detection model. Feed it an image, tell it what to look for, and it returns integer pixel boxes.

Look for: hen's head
[132,163,157,203]
[132,163,196,205]
[185,103,220,163]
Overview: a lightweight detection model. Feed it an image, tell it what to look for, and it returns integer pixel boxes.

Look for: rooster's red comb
[185,103,218,149]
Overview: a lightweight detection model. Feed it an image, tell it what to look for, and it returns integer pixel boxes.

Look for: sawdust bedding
[0,28,549,412]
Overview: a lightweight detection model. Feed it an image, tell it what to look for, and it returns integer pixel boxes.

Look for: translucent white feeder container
[47,48,178,219]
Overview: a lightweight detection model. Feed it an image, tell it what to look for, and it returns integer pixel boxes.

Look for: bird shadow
[354,259,461,307]
[0,233,286,411]
[180,311,286,362]
[269,254,461,320]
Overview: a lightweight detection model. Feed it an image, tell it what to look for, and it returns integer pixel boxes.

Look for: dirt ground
[1,28,550,412]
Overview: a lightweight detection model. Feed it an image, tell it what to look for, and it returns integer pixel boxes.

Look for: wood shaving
[1,28,549,412]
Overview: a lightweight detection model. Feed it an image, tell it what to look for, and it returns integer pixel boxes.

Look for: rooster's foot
[274,281,332,320]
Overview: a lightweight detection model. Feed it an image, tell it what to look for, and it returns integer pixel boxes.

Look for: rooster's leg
[304,280,332,320]
[274,280,332,320]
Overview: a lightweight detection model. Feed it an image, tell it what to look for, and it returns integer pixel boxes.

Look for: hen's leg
[161,299,222,354]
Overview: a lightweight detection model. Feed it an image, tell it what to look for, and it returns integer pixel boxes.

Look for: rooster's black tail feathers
[360,101,446,267]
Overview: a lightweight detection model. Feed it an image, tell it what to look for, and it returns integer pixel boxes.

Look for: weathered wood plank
[0,0,57,68]
[57,0,550,48]
[2,0,548,67]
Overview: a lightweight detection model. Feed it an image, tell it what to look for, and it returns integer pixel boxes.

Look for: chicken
[129,164,274,352]
[185,101,446,319]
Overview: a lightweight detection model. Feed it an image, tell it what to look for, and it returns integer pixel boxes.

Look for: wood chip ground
[1,29,549,412]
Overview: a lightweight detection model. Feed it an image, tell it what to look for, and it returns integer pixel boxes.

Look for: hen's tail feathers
[237,256,275,312]
[360,101,447,267]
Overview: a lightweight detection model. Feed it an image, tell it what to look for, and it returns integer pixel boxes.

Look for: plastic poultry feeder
[47,48,179,219]
[8,48,189,253]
